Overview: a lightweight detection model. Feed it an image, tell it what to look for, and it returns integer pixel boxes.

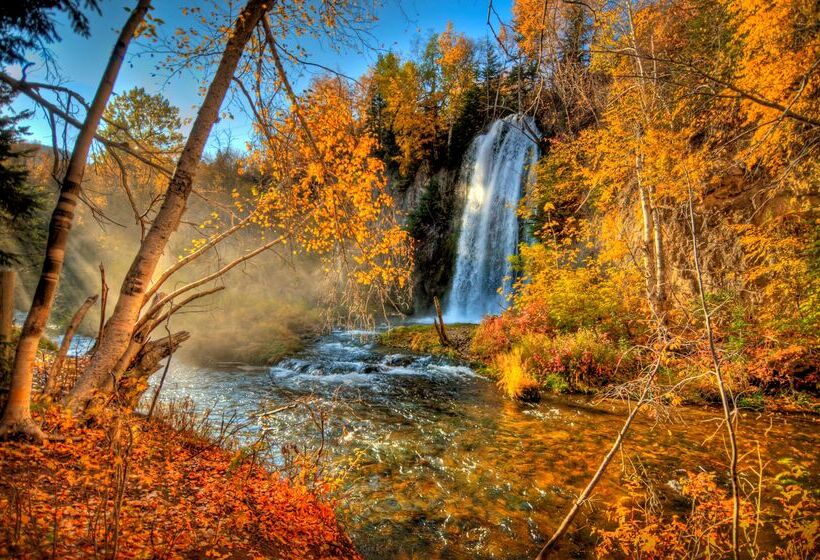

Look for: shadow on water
[150,329,819,559]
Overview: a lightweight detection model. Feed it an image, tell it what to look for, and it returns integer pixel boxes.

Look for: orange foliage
[437,22,475,131]
[0,409,359,559]
[368,53,438,174]
[248,77,413,314]
[595,471,753,559]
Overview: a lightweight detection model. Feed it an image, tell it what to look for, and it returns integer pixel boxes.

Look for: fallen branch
[535,349,665,559]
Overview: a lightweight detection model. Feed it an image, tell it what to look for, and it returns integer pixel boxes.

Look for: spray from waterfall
[444,115,539,323]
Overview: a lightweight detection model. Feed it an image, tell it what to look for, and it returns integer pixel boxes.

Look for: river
[150,329,819,559]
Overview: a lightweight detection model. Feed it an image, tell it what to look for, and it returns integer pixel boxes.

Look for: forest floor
[379,324,819,413]
[0,405,361,560]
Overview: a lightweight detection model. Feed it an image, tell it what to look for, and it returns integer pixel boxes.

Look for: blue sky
[8,0,513,153]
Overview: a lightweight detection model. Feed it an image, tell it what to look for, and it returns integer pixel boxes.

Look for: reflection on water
[152,330,819,559]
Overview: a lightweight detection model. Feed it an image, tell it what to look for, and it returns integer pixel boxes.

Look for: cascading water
[444,114,539,323]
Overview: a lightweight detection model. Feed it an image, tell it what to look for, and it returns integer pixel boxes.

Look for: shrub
[595,471,750,559]
[494,347,540,401]
[471,315,513,361]
[747,344,819,392]
[518,329,631,392]
[508,244,645,341]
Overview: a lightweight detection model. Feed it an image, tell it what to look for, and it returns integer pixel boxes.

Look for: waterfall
[444,115,539,323]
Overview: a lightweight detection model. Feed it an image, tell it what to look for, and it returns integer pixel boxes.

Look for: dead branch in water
[535,348,665,559]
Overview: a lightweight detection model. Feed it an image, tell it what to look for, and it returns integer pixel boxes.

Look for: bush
[747,344,819,392]
[517,329,631,392]
[494,347,540,401]
[511,243,645,341]
[470,315,513,361]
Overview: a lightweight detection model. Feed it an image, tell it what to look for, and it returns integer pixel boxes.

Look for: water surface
[152,330,819,559]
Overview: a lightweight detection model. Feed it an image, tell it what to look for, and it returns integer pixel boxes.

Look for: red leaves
[0,411,360,559]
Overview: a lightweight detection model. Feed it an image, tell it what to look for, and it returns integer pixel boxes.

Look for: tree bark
[65,0,271,413]
[0,0,151,441]
[636,154,658,320]
[44,294,98,397]
[120,331,190,411]
[433,296,451,347]
[687,180,740,560]
[650,186,666,324]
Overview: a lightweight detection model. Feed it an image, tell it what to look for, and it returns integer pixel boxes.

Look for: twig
[685,171,740,560]
[535,348,665,558]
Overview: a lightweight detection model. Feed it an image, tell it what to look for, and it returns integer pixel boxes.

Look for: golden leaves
[248,77,413,311]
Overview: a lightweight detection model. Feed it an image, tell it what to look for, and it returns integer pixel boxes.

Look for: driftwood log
[119,331,190,410]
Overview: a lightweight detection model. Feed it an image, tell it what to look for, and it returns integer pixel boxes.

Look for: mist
[13,145,327,366]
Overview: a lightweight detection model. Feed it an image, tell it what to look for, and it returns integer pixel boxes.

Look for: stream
[151,329,819,559]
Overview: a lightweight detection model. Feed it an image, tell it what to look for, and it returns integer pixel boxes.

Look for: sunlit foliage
[248,77,414,319]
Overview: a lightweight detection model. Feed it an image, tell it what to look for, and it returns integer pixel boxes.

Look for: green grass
[379,323,478,362]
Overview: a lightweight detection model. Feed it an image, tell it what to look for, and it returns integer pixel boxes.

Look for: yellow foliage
[247,77,413,316]
[494,347,539,400]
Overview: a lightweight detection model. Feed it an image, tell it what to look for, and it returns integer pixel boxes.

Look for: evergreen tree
[0,87,42,269]
[0,0,100,65]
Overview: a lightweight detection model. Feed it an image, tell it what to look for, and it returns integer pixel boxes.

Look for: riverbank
[379,324,819,413]
[0,405,360,559]
[379,323,481,363]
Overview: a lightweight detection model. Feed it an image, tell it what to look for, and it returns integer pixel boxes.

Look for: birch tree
[0,0,151,440]
[65,0,272,413]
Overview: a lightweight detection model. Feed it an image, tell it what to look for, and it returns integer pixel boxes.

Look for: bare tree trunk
[433,296,451,347]
[65,0,270,414]
[636,154,658,318]
[120,331,190,411]
[687,180,740,560]
[97,263,108,347]
[0,269,14,384]
[0,0,151,440]
[44,294,98,397]
[649,186,666,325]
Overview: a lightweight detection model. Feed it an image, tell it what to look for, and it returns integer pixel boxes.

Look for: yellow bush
[494,347,540,401]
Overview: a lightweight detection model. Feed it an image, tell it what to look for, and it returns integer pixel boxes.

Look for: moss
[379,324,478,362]
[736,391,765,411]
[541,372,570,394]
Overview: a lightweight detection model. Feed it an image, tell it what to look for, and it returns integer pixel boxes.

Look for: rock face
[391,163,465,315]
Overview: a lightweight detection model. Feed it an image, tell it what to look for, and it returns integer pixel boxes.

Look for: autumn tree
[506,0,819,554]
[437,22,477,155]
[368,52,438,175]
[95,87,183,234]
[0,0,151,441]
[247,76,413,321]
[64,0,272,413]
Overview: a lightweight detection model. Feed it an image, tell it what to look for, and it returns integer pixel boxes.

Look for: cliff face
[390,163,466,315]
